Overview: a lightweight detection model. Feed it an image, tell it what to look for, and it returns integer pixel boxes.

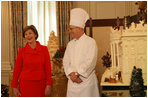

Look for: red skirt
[19,80,46,97]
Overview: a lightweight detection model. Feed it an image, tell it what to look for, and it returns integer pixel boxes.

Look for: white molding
[1,61,11,71]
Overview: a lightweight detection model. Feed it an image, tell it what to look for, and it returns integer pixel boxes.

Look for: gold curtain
[56,1,72,48]
[9,1,27,68]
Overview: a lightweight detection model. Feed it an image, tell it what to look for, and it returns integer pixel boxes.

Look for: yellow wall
[73,1,139,19]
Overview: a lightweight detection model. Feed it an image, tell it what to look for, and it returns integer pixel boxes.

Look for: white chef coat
[63,33,99,97]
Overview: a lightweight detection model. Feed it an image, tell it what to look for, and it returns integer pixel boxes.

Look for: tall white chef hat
[70,8,89,28]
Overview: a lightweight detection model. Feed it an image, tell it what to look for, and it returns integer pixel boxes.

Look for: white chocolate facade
[101,21,147,86]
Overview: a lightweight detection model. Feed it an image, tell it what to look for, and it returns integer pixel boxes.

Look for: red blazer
[11,41,52,88]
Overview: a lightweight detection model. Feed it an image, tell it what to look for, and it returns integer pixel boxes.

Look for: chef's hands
[69,72,76,81]
[69,72,83,84]
[74,77,83,83]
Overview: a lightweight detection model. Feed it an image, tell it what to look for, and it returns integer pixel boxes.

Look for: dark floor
[101,86,147,97]
[1,84,147,97]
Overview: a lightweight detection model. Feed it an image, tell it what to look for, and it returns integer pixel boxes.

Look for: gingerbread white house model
[101,21,147,86]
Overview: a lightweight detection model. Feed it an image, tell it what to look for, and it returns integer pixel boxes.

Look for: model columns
[110,40,120,68]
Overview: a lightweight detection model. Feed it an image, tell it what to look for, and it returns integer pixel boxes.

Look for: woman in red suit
[11,25,52,97]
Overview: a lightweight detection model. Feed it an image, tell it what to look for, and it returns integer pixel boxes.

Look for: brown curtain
[56,1,72,48]
[9,1,27,69]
